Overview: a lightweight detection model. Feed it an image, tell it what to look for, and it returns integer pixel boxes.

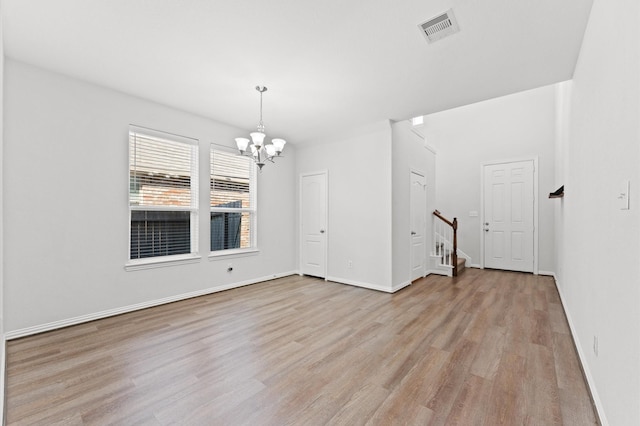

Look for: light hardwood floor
[6,269,598,425]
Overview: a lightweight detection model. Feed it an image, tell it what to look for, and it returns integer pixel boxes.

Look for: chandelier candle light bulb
[235,86,287,170]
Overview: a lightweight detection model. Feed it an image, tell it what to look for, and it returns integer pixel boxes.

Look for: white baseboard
[392,280,412,293]
[552,274,608,426]
[538,270,555,276]
[468,264,481,269]
[325,276,394,293]
[426,269,449,277]
[5,271,298,340]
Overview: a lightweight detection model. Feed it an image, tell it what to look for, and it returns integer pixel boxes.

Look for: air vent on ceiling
[418,9,460,44]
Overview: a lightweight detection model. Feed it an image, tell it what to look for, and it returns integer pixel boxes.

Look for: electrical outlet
[593,335,598,357]
[619,180,630,210]
[348,260,353,269]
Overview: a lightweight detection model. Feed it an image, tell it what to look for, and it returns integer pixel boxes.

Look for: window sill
[208,248,260,260]
[125,254,202,271]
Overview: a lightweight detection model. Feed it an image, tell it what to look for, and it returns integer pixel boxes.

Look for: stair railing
[433,210,459,276]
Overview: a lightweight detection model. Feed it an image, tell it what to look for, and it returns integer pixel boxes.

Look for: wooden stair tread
[455,256,466,276]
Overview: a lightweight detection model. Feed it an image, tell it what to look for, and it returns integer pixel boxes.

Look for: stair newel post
[452,217,458,277]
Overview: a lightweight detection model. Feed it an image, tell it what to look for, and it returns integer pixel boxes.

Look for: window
[129,126,199,262]
[210,148,256,253]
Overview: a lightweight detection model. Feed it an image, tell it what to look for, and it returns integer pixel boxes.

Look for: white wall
[391,120,435,288]
[553,81,572,295]
[0,0,5,420]
[3,60,297,334]
[555,0,640,424]
[295,121,393,291]
[423,85,557,271]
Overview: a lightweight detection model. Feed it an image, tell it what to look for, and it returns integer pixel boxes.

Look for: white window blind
[129,126,199,260]
[210,148,256,252]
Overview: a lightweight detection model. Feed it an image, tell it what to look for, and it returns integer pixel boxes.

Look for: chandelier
[235,85,286,170]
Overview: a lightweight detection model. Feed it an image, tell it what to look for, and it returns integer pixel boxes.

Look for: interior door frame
[410,168,427,281]
[480,157,539,275]
[299,170,328,279]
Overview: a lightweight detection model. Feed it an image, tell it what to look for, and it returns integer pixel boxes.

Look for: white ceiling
[3,0,593,145]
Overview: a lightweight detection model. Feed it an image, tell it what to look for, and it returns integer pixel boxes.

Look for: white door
[300,172,327,278]
[483,160,534,272]
[410,172,426,281]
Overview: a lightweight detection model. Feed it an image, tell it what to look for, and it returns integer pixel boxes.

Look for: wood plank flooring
[5,269,598,425]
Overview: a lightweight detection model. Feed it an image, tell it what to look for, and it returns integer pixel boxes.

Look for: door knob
[484,228,489,232]
[320,229,325,233]
[411,231,416,235]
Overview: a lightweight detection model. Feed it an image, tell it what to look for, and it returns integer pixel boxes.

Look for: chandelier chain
[258,89,264,132]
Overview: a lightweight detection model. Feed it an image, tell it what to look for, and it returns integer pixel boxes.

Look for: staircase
[431,210,465,277]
